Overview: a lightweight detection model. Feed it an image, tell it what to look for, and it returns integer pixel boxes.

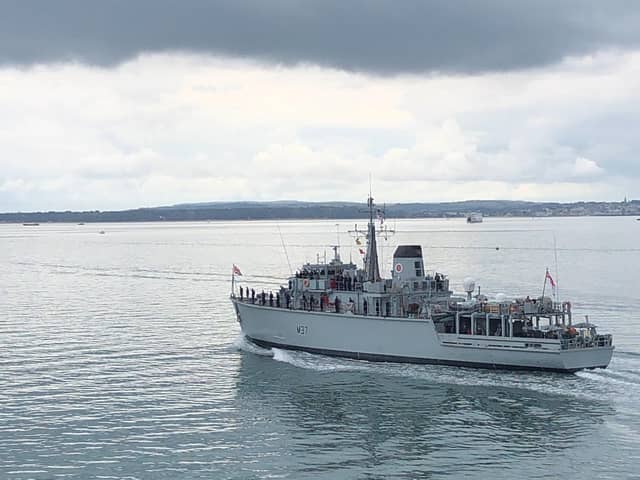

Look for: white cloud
[0,51,639,211]
[572,157,605,177]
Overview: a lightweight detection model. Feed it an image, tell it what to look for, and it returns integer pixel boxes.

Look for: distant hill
[1,199,639,223]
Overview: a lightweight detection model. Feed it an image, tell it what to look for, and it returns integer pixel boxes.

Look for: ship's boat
[231,196,613,372]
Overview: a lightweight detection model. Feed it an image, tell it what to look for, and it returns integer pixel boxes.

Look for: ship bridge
[289,258,359,293]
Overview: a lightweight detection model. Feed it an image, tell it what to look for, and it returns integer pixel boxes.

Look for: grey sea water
[1,217,640,479]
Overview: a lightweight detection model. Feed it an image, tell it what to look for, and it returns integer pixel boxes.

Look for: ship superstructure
[231,196,613,372]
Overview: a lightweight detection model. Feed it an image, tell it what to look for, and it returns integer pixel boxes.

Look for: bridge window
[414,261,422,277]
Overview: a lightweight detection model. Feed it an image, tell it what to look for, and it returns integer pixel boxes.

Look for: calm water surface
[1,217,640,479]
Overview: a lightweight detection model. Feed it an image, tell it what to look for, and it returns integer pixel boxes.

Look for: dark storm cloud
[1,0,640,74]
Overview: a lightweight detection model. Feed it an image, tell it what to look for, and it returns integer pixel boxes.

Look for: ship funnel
[392,245,424,283]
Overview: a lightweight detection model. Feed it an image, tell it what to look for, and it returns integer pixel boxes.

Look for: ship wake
[272,348,370,372]
[232,335,273,357]
[247,343,627,400]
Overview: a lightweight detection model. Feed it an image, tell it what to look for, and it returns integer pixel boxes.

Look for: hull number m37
[296,325,308,335]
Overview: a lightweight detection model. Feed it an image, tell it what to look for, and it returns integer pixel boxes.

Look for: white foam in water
[268,347,606,400]
[232,335,274,357]
[575,355,640,386]
[577,367,640,389]
[271,348,293,363]
[237,336,631,401]
[271,348,365,372]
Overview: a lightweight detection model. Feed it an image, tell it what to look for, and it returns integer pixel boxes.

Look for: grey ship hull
[233,301,613,373]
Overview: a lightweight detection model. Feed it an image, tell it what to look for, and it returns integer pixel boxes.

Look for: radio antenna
[277,223,293,275]
[553,233,560,301]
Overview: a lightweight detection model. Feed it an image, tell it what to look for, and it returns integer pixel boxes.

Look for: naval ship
[231,196,613,372]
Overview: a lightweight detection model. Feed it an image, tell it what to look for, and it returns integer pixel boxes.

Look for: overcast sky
[1,1,640,211]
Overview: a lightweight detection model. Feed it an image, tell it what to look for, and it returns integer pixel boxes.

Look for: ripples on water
[1,218,640,479]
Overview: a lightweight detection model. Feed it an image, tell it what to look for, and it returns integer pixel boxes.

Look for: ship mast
[364,194,381,282]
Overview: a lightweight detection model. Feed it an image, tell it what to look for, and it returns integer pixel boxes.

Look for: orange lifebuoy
[303,279,310,288]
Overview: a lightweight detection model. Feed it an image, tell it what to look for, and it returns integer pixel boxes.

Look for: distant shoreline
[1,199,639,223]
[1,216,639,226]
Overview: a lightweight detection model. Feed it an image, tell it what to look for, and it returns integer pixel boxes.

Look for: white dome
[463,277,476,293]
[495,293,507,303]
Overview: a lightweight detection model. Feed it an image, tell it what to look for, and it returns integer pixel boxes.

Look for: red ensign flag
[545,270,555,287]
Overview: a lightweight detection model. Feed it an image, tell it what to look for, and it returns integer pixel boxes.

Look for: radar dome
[463,277,476,293]
[495,293,507,303]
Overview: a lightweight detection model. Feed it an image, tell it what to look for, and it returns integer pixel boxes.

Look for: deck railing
[560,334,612,350]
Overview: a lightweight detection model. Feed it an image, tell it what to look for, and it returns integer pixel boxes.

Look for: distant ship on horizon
[466,212,483,223]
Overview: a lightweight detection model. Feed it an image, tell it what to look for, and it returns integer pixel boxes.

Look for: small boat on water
[466,212,483,223]
[22,223,39,226]
[231,195,613,372]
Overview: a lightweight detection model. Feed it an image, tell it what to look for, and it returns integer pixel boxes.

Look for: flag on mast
[545,269,556,295]
[232,264,242,276]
